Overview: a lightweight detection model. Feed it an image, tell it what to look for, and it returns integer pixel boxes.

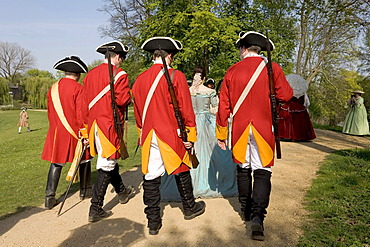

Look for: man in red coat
[132,37,205,235]
[216,31,293,240]
[83,41,133,222]
[42,56,91,209]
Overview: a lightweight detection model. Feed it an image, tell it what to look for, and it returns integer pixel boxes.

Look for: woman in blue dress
[160,67,238,200]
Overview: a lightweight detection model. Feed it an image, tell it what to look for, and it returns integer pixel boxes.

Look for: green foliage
[135,0,297,81]
[0,77,11,105]
[298,148,370,246]
[21,70,56,108]
[177,4,239,80]
[312,122,342,132]
[0,108,141,219]
[25,69,54,79]
[308,69,365,126]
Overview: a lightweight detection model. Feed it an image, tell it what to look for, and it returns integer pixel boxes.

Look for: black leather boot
[109,164,134,204]
[237,166,252,221]
[79,161,92,200]
[88,169,112,223]
[143,176,162,235]
[175,171,205,220]
[45,163,62,210]
[250,169,272,241]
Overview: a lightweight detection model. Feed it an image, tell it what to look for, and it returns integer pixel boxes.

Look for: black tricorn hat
[53,56,88,73]
[96,41,129,56]
[236,31,275,51]
[205,78,215,85]
[141,37,183,54]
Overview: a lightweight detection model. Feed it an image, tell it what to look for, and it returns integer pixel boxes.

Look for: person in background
[83,41,134,223]
[278,74,316,141]
[42,56,92,210]
[132,37,205,235]
[204,78,216,89]
[342,90,369,136]
[216,31,293,241]
[160,67,237,201]
[17,107,31,133]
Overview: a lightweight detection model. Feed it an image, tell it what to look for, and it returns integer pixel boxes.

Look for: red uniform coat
[83,63,131,159]
[41,78,85,163]
[132,63,197,175]
[216,57,293,167]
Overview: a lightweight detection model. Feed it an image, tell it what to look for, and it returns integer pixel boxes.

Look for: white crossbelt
[142,69,165,126]
[139,69,165,144]
[88,71,127,110]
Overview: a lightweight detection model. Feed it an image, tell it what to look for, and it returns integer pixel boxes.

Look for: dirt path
[1,129,369,247]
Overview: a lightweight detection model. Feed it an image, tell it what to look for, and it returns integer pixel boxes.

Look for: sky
[0,0,113,74]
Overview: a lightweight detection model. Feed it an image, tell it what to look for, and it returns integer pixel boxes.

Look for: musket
[159,50,200,168]
[58,144,87,216]
[265,31,282,159]
[104,46,129,160]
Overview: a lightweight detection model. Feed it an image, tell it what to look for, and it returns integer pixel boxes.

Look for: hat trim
[95,40,129,53]
[236,31,275,50]
[141,37,183,51]
[53,60,88,73]
[351,90,365,94]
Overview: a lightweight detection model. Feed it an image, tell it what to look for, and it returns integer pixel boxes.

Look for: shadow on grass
[333,148,370,161]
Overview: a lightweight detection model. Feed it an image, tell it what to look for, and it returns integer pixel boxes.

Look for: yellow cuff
[216,124,228,140]
[136,127,141,138]
[186,126,197,142]
[79,128,88,139]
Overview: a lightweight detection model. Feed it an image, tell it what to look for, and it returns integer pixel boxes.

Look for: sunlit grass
[298,148,370,246]
[0,108,141,219]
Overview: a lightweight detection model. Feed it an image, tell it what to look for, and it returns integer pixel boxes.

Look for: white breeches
[94,127,118,171]
[238,129,271,172]
[144,131,166,180]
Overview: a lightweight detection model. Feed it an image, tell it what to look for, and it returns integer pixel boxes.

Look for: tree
[0,77,10,105]
[21,69,55,108]
[98,0,297,82]
[98,0,153,55]
[293,0,370,124]
[0,42,36,84]
[295,0,370,82]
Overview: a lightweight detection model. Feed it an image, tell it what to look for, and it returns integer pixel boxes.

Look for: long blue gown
[160,91,238,201]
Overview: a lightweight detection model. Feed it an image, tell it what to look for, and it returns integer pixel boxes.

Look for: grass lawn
[298,148,370,246]
[0,108,141,219]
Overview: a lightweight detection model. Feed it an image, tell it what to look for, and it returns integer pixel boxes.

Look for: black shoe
[184,201,206,220]
[88,209,113,223]
[251,216,265,241]
[44,197,57,210]
[118,185,134,204]
[149,223,162,235]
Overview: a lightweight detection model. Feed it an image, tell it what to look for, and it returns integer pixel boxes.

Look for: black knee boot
[88,169,112,222]
[237,166,252,221]
[175,171,206,220]
[250,169,271,241]
[109,164,134,204]
[143,176,162,235]
[79,161,92,200]
[45,163,62,209]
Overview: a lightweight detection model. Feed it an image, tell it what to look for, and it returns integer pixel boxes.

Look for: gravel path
[1,129,369,247]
